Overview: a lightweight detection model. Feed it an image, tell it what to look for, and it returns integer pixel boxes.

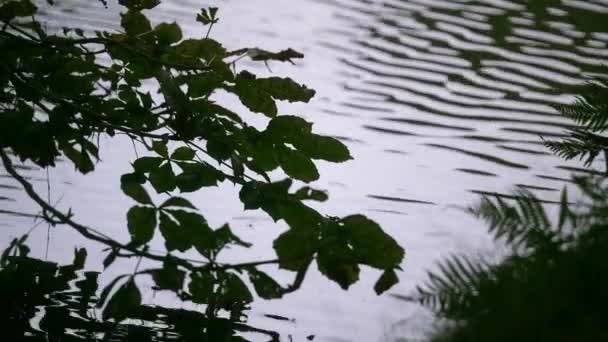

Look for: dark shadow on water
[2,251,281,342]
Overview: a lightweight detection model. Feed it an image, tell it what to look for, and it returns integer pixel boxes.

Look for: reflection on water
[2,250,282,342]
[2,0,608,341]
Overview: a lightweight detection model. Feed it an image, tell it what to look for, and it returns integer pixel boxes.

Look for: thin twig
[0,147,199,270]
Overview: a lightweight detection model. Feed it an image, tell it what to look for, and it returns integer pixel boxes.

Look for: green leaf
[118,0,160,10]
[0,0,37,21]
[294,186,328,202]
[120,174,153,204]
[152,258,185,291]
[160,197,196,209]
[121,10,151,36]
[174,39,226,63]
[149,163,176,193]
[207,138,232,161]
[233,71,277,117]
[60,142,95,174]
[256,77,315,103]
[343,215,404,270]
[247,268,283,299]
[317,240,360,290]
[121,172,146,185]
[296,135,352,162]
[176,162,223,192]
[171,146,195,161]
[196,7,219,26]
[127,206,157,245]
[231,153,244,179]
[152,141,169,158]
[168,210,213,256]
[239,182,262,210]
[187,73,224,98]
[121,180,152,205]
[219,272,253,305]
[155,22,182,45]
[195,224,251,258]
[133,156,163,173]
[102,279,141,321]
[374,269,399,295]
[189,271,215,304]
[159,212,192,252]
[279,148,319,183]
[247,48,304,64]
[273,228,319,271]
[266,115,313,141]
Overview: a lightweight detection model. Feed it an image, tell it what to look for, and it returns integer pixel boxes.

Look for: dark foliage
[0,0,405,339]
[1,245,281,341]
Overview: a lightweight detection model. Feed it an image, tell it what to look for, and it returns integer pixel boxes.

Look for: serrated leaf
[176,162,223,192]
[239,182,262,210]
[0,0,37,20]
[152,141,169,157]
[273,228,318,271]
[256,77,315,103]
[206,138,233,161]
[160,197,196,209]
[171,146,195,161]
[174,39,226,63]
[121,10,151,36]
[159,212,192,252]
[155,22,182,45]
[121,172,146,185]
[195,224,251,258]
[231,153,244,179]
[294,186,328,202]
[232,71,277,117]
[168,210,213,256]
[152,258,185,291]
[127,206,157,245]
[316,240,360,290]
[121,182,152,205]
[343,215,404,270]
[133,156,163,173]
[296,135,352,162]
[279,148,319,183]
[266,115,313,141]
[219,272,253,305]
[149,163,176,193]
[247,268,283,299]
[187,73,223,98]
[60,143,95,174]
[248,48,304,64]
[374,269,399,295]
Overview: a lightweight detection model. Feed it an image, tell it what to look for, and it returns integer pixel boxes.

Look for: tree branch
[0,147,200,270]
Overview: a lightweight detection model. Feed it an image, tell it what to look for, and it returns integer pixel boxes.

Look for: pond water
[2,0,607,341]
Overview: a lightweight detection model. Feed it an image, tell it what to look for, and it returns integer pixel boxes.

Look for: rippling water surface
[2,0,608,341]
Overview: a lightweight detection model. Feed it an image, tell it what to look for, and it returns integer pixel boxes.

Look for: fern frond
[470,190,556,250]
[544,129,608,166]
[558,80,608,132]
[413,254,490,317]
